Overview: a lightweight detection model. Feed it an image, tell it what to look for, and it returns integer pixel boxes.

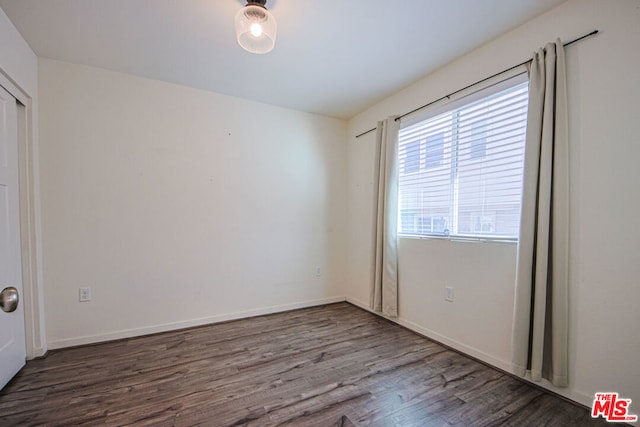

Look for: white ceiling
[0,0,566,119]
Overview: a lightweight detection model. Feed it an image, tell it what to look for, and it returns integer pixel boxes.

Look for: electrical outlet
[315,266,322,277]
[79,287,92,302]
[445,286,454,302]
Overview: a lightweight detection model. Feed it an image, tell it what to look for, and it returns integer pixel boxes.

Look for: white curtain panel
[370,116,400,317]
[512,40,569,387]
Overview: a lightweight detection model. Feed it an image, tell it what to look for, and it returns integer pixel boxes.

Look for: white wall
[0,7,36,94]
[0,7,46,358]
[38,59,347,348]
[347,0,640,411]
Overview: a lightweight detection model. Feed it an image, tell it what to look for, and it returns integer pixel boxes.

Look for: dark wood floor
[0,303,614,426]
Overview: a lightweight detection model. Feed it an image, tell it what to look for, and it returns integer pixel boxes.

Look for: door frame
[0,67,46,359]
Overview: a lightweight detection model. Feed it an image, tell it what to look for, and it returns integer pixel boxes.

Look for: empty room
[0,0,638,425]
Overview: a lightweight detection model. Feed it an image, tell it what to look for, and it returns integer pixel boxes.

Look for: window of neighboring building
[425,132,445,169]
[401,140,420,174]
[469,119,487,159]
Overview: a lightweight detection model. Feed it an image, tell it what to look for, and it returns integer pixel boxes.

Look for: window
[401,140,420,174]
[425,132,445,169]
[398,76,528,240]
[469,119,487,159]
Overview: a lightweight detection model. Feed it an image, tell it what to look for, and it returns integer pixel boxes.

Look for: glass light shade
[235,4,277,54]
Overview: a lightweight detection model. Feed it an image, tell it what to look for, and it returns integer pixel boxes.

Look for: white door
[0,84,26,389]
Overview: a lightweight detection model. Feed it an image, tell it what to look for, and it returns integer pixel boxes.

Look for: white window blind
[398,78,529,240]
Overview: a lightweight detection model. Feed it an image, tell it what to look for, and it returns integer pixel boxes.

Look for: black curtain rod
[355,29,599,139]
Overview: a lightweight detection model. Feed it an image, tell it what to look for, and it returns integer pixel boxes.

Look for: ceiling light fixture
[235,0,277,54]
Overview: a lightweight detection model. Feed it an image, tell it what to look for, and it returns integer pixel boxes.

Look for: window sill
[398,234,518,245]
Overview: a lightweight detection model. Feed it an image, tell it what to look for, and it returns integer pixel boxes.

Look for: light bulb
[235,3,276,54]
[250,23,263,37]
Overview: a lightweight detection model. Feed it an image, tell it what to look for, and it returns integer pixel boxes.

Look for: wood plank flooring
[0,303,616,426]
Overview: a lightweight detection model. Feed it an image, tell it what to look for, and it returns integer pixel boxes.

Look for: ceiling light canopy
[235,0,277,54]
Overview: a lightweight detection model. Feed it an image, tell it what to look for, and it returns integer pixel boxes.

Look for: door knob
[0,287,19,313]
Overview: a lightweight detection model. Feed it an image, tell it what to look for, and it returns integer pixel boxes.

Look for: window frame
[397,72,529,244]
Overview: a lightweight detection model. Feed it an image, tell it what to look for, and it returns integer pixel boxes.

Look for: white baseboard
[29,346,47,359]
[47,296,346,350]
[345,296,594,409]
[345,296,509,370]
